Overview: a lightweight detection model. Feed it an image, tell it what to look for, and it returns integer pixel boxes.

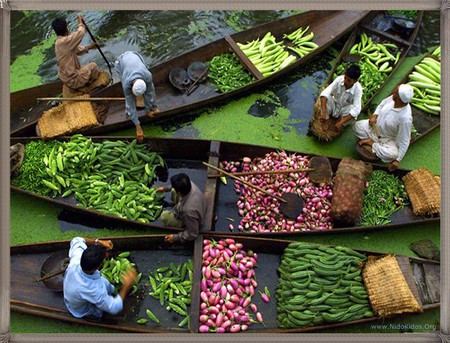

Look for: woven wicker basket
[402,168,440,217]
[362,255,422,318]
[308,87,341,142]
[37,94,99,138]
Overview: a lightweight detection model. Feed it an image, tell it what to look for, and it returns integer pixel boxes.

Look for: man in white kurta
[353,84,414,171]
[319,64,363,132]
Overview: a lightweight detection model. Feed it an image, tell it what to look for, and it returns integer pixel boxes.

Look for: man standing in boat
[319,64,363,132]
[156,173,207,244]
[63,236,137,323]
[353,84,414,171]
[51,15,106,97]
[114,51,160,144]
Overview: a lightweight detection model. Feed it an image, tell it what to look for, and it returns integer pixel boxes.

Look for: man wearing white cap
[115,51,159,143]
[353,84,414,171]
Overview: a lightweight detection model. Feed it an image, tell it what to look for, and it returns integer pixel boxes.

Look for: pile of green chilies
[360,170,409,226]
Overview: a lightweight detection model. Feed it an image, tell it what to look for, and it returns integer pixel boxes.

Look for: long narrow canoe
[309,11,424,141]
[10,136,439,237]
[10,234,440,333]
[11,10,370,137]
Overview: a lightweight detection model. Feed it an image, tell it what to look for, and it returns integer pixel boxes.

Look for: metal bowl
[187,61,208,82]
[169,67,191,92]
[40,249,69,292]
[392,18,416,36]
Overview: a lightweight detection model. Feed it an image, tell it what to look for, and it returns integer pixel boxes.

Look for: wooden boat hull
[11,10,369,137]
[10,136,440,237]
[10,234,440,333]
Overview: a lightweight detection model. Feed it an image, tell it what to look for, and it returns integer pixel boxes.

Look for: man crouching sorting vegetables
[63,237,137,323]
[353,84,414,172]
[157,173,207,244]
[319,64,363,132]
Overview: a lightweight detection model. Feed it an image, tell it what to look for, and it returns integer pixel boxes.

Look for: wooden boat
[10,235,195,333]
[10,136,440,237]
[309,11,424,141]
[10,10,370,137]
[10,234,440,333]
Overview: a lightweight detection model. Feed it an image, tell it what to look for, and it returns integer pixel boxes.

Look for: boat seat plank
[224,35,264,80]
[360,25,411,47]
[396,255,423,308]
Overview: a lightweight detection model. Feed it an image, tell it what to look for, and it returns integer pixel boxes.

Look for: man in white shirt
[319,64,363,132]
[353,84,414,171]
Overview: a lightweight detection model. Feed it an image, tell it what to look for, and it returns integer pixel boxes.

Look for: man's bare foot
[358,138,373,146]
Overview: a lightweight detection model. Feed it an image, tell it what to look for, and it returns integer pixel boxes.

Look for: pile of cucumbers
[276,242,374,329]
[38,134,166,223]
[100,251,142,294]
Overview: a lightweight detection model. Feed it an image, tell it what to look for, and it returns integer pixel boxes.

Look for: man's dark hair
[345,64,361,80]
[170,173,191,196]
[80,245,107,272]
[51,18,68,36]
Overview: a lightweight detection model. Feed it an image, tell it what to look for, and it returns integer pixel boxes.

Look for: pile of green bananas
[100,251,142,294]
[237,27,319,78]
[431,46,441,59]
[408,56,441,115]
[39,134,166,223]
[284,25,319,58]
[276,242,373,329]
[349,32,401,74]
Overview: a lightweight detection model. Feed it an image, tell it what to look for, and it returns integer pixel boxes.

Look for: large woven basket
[402,168,440,217]
[308,87,341,142]
[362,254,422,318]
[37,94,99,138]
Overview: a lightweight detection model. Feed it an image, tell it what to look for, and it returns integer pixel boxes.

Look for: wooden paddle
[82,18,113,82]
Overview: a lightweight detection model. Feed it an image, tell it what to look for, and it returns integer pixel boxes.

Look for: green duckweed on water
[10,36,55,92]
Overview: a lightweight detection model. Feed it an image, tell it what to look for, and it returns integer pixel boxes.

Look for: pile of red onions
[199,238,264,333]
[220,151,333,233]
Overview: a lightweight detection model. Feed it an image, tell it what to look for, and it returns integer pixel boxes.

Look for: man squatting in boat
[319,64,363,132]
[353,84,414,171]
[63,237,137,322]
[156,173,207,244]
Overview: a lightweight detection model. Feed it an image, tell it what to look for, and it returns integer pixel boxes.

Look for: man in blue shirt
[115,51,159,143]
[63,237,137,322]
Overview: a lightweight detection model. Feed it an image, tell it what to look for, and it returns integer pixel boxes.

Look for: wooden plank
[412,262,430,304]
[224,35,264,80]
[423,263,440,304]
[396,255,423,308]
[203,141,221,232]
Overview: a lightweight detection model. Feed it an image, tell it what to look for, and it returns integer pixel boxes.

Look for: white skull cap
[132,79,146,96]
[398,84,414,103]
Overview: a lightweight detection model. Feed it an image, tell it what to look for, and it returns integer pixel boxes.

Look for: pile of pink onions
[199,238,265,333]
[220,151,333,233]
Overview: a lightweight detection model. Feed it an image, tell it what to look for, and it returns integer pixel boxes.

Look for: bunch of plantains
[407,55,441,115]
[335,33,401,104]
[276,242,373,329]
[237,27,318,78]
[101,251,142,294]
[138,260,194,327]
[26,134,166,223]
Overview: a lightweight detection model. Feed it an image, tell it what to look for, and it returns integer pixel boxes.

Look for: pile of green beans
[11,140,63,195]
[208,53,254,93]
[100,251,142,294]
[386,10,417,19]
[360,170,409,226]
[142,260,194,327]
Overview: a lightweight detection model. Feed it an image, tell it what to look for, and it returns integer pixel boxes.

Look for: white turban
[132,79,146,96]
[398,84,414,103]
